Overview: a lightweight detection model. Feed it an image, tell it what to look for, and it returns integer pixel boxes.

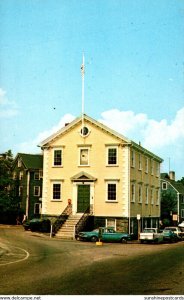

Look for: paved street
[0,226,183,295]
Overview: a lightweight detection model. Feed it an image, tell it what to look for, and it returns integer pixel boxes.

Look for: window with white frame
[131,183,135,202]
[19,171,23,180]
[18,158,22,168]
[156,188,160,205]
[13,172,17,180]
[34,186,40,197]
[79,148,89,166]
[151,188,154,204]
[145,186,149,204]
[53,149,62,166]
[52,183,62,201]
[181,209,184,218]
[106,182,117,201]
[106,218,116,230]
[162,182,167,190]
[107,147,118,165]
[138,154,142,170]
[138,184,142,203]
[145,157,148,173]
[34,203,41,214]
[34,172,39,180]
[156,163,159,177]
[19,186,23,196]
[151,160,154,175]
[131,150,135,167]
[39,169,43,179]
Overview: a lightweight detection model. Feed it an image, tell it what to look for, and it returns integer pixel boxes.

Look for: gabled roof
[161,173,184,195]
[13,153,43,170]
[39,114,163,162]
[39,114,131,147]
[71,171,97,182]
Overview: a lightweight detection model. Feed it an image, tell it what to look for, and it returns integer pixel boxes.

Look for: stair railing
[52,203,72,236]
[74,206,90,239]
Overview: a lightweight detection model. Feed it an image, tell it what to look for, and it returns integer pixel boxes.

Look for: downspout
[26,170,30,218]
[177,192,180,223]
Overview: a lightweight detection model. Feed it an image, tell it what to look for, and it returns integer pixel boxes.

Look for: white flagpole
[81,54,85,135]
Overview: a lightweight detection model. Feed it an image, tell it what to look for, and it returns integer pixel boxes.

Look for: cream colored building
[40,114,163,235]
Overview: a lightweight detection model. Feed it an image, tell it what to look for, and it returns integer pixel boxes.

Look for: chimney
[65,123,70,127]
[169,171,175,181]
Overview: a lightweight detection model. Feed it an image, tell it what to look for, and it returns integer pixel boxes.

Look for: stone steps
[56,214,83,239]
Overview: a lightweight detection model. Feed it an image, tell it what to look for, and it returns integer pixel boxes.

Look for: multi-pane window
[145,186,149,204]
[156,163,159,177]
[151,160,154,175]
[19,171,23,180]
[53,183,61,200]
[107,183,117,201]
[145,157,148,173]
[156,189,160,205]
[34,172,39,180]
[138,154,142,170]
[34,186,40,197]
[162,182,167,190]
[34,203,41,214]
[138,185,142,203]
[108,147,117,165]
[151,188,154,204]
[53,149,62,166]
[19,186,23,197]
[131,150,135,167]
[131,183,135,202]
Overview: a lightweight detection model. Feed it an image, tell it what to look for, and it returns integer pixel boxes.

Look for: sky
[0,0,184,180]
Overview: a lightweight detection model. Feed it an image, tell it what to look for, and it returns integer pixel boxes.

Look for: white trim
[52,148,63,167]
[51,181,62,201]
[106,181,118,202]
[79,147,90,166]
[106,146,118,166]
[34,186,40,197]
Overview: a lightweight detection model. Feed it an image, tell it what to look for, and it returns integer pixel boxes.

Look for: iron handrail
[75,206,90,236]
[52,203,72,235]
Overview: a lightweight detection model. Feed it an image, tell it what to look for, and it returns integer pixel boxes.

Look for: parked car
[76,227,131,243]
[23,218,51,232]
[162,229,179,243]
[164,226,183,240]
[140,228,164,244]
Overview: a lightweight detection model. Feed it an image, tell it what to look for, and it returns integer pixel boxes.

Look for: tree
[0,150,21,223]
[161,189,177,226]
[177,177,184,185]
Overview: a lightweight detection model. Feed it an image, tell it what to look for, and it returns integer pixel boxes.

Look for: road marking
[0,246,30,266]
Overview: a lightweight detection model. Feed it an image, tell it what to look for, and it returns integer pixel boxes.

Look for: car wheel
[121,238,127,244]
[90,236,98,242]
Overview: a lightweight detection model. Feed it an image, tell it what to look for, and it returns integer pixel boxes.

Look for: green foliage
[161,189,177,218]
[0,150,20,217]
[177,177,184,185]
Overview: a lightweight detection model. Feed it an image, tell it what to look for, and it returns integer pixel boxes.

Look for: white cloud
[0,88,19,118]
[17,114,76,153]
[99,107,184,151]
